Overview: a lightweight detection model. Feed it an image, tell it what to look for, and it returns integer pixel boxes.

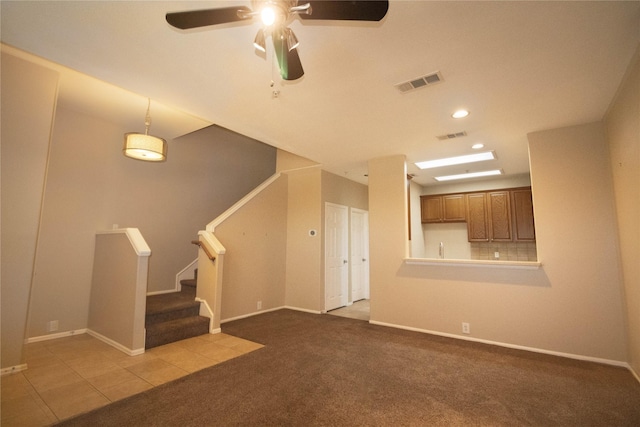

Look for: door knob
[343,260,348,264]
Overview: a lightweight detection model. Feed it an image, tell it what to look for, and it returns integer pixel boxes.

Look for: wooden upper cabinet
[466,193,489,241]
[421,195,465,223]
[443,195,466,221]
[487,191,512,241]
[421,196,443,223]
[511,188,536,241]
[424,187,536,243]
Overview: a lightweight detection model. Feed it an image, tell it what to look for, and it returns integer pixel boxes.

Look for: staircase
[145,274,209,349]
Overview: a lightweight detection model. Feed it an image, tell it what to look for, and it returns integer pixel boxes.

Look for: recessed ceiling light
[452,109,469,119]
[434,169,503,182]
[472,143,484,149]
[415,151,496,170]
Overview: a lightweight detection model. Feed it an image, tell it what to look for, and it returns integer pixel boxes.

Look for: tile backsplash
[470,241,537,262]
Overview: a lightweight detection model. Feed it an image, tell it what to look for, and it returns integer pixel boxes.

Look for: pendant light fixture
[123,98,167,162]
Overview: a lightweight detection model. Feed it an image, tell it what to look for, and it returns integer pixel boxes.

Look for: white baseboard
[86,329,145,356]
[26,328,88,343]
[1,364,28,376]
[369,319,630,369]
[147,288,179,296]
[284,306,323,315]
[221,306,284,323]
[630,365,640,384]
[221,305,322,324]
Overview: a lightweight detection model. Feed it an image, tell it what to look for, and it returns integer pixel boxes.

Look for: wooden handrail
[191,240,216,262]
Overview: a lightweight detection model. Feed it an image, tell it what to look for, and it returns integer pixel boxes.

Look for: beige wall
[368,128,628,362]
[276,150,318,172]
[605,46,640,375]
[216,157,369,317]
[89,232,147,352]
[527,122,626,360]
[215,176,288,320]
[1,53,59,369]
[285,168,323,311]
[321,170,369,211]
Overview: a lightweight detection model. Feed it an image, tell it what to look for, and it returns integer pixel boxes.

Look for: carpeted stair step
[145,315,210,349]
[146,290,200,326]
[180,278,197,290]
[144,267,205,349]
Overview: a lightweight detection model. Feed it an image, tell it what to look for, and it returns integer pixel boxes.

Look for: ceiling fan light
[253,29,267,52]
[260,6,277,26]
[285,28,299,51]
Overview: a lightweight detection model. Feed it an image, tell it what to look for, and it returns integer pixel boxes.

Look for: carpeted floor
[58,309,640,426]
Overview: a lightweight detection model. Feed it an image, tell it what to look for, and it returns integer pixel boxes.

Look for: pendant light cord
[144,98,152,135]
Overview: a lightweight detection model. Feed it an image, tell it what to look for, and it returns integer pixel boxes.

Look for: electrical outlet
[47,320,59,332]
[494,251,500,259]
[462,322,470,334]
[257,301,262,310]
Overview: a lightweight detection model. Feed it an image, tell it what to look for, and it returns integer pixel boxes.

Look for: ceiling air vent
[436,131,467,140]
[395,71,443,93]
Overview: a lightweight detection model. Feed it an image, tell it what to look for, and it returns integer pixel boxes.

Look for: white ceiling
[2,1,639,186]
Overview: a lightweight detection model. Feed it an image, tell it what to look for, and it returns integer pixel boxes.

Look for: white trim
[26,328,88,343]
[284,306,323,315]
[147,288,180,296]
[630,366,640,384]
[220,305,323,324]
[87,329,145,356]
[221,306,284,323]
[198,230,226,254]
[195,297,216,333]
[370,319,630,368]
[279,164,323,175]
[97,228,151,256]
[207,173,281,232]
[176,258,198,291]
[1,364,28,376]
[404,257,541,270]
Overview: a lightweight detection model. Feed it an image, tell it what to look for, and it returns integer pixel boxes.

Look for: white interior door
[350,208,369,301]
[325,203,348,311]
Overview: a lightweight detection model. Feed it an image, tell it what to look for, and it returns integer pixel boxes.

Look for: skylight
[434,169,503,182]
[415,151,496,170]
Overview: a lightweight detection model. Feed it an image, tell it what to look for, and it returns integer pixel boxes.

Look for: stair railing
[185,172,285,333]
[191,240,215,262]
[193,230,225,333]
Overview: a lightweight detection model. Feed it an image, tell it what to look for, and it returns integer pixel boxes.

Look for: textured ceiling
[2,1,639,186]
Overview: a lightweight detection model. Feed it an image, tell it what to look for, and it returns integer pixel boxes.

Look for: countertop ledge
[404,258,542,270]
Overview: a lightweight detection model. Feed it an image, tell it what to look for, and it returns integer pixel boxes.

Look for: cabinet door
[421,196,443,223]
[443,195,466,221]
[466,193,489,241]
[488,191,512,241]
[512,189,536,241]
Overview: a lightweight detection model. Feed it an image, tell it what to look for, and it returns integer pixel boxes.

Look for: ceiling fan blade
[283,48,304,81]
[300,1,389,21]
[166,6,252,30]
[273,32,304,81]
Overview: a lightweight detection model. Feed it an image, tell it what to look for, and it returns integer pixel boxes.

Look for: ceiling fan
[166,0,389,81]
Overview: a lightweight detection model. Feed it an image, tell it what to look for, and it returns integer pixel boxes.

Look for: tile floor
[328,299,370,321]
[1,332,263,426]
